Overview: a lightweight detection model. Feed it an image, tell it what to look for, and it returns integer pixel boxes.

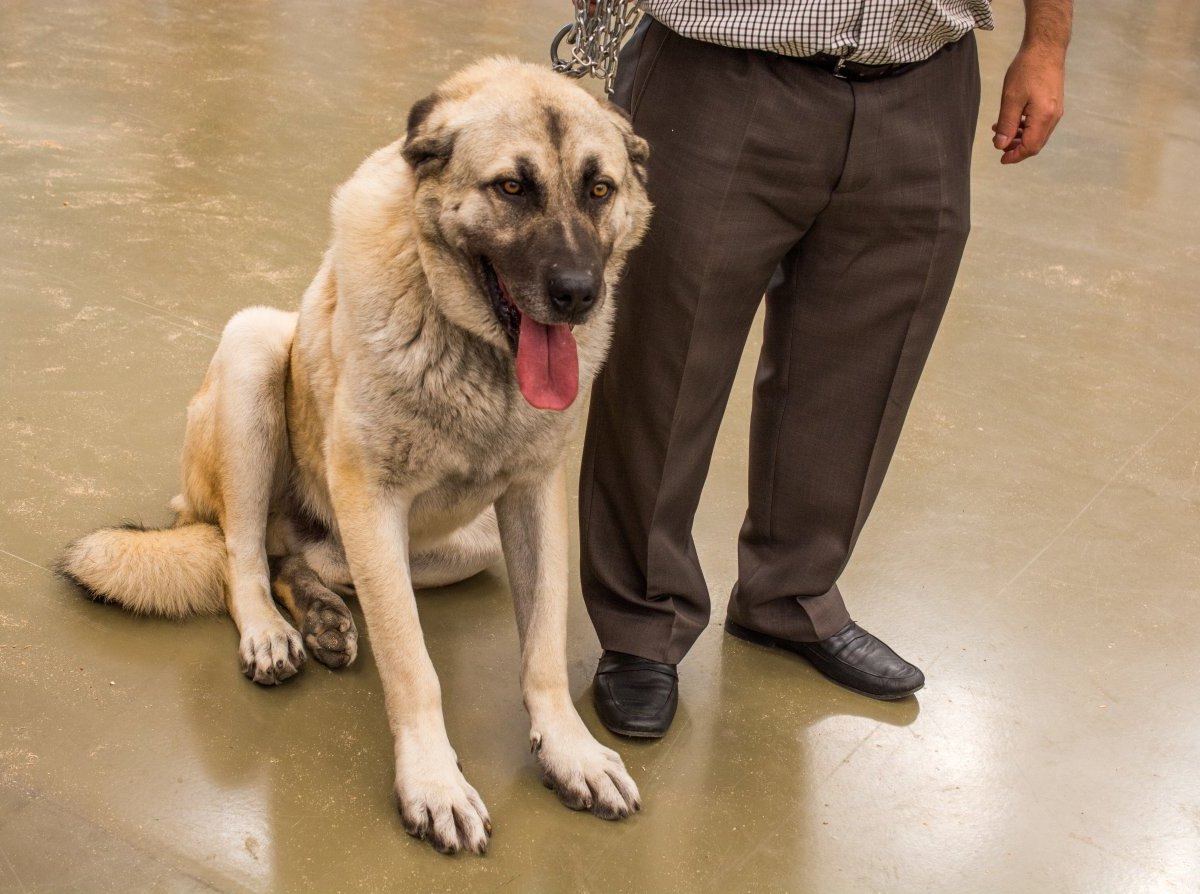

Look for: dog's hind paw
[301,597,358,669]
[238,619,306,685]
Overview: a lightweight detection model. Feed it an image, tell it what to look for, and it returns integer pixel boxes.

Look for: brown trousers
[580,18,981,664]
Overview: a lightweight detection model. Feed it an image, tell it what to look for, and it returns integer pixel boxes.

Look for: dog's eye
[590,182,611,200]
[499,180,524,196]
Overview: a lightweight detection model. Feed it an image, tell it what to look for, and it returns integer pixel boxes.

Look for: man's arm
[991,0,1073,164]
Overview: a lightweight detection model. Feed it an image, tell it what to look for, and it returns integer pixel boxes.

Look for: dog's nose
[547,267,600,318]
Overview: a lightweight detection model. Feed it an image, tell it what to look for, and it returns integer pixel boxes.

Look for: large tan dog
[58,59,651,855]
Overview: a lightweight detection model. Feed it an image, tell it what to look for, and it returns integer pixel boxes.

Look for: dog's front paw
[532,719,641,820]
[395,745,492,855]
[238,617,306,685]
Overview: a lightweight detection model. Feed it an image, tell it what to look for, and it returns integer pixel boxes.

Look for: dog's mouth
[480,256,579,412]
[481,256,522,348]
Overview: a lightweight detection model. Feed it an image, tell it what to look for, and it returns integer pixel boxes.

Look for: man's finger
[991,120,1026,145]
[1001,107,1058,164]
[1018,106,1059,157]
[1001,143,1032,165]
[993,93,1026,150]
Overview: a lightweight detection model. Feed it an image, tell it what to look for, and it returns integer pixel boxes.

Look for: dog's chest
[370,381,568,488]
[353,321,576,511]
[404,415,566,536]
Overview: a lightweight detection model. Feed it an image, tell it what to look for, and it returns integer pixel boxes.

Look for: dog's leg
[495,464,641,820]
[212,310,306,685]
[410,508,502,589]
[272,555,358,669]
[328,441,491,855]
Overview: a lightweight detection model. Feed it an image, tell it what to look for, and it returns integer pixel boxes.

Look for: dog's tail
[56,522,227,618]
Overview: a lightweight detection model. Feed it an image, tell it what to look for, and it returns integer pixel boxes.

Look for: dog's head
[401,59,651,411]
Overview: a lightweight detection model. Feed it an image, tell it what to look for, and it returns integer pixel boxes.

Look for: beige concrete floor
[2,0,1198,891]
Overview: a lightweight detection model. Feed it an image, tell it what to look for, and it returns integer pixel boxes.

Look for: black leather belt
[797,43,950,81]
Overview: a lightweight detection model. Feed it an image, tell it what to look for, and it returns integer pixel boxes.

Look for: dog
[57,58,652,855]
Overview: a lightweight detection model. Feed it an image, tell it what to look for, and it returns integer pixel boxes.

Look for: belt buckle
[833,56,849,79]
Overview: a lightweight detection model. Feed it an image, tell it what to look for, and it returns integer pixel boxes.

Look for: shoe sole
[723,619,923,701]
[601,724,669,739]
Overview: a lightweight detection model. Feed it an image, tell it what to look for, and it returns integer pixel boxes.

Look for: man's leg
[580,21,853,667]
[580,20,870,737]
[727,36,982,695]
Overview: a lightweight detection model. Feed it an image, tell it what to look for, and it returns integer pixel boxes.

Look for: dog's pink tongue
[515,315,579,411]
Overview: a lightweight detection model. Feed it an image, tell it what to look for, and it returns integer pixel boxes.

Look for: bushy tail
[56,522,227,618]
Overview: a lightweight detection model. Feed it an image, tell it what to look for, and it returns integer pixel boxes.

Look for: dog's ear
[623,130,650,183]
[604,103,649,185]
[402,93,454,177]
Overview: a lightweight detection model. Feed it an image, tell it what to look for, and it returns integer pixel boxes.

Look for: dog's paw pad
[302,599,358,669]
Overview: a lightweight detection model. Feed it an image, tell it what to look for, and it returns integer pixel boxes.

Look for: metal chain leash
[550,0,641,95]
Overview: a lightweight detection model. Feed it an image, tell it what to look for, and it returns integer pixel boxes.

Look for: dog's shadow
[60,554,923,879]
[170,569,526,864]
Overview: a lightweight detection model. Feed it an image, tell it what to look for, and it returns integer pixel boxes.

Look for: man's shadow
[572,629,920,890]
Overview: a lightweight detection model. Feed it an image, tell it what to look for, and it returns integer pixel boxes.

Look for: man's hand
[991,47,1066,164]
[991,0,1072,164]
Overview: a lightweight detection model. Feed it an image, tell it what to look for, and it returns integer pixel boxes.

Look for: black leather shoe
[592,651,679,738]
[724,619,924,700]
